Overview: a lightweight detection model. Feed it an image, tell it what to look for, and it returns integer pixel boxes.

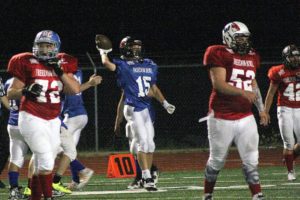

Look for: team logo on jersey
[126,61,135,65]
[233,58,254,67]
[29,58,39,64]
[278,69,285,76]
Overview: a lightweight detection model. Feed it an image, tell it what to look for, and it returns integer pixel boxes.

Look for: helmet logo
[231,22,240,32]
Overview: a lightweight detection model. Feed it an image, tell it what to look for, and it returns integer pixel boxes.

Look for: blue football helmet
[32,30,61,60]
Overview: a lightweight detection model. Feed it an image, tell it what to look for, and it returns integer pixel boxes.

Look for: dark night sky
[0,0,299,59]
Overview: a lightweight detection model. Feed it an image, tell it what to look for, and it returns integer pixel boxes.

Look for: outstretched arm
[80,74,102,92]
[150,84,175,114]
[0,96,10,110]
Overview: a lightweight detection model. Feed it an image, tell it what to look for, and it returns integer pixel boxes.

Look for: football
[95,34,112,50]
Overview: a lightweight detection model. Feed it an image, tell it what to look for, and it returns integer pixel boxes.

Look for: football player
[202,21,268,200]
[0,77,9,189]
[97,35,175,191]
[7,30,80,200]
[264,44,300,181]
[55,70,102,191]
[114,90,159,189]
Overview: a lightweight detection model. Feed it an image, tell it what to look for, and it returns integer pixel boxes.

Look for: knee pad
[60,126,77,161]
[242,164,260,185]
[126,122,133,139]
[148,140,155,153]
[138,140,149,153]
[207,157,225,171]
[10,158,25,168]
[205,165,220,182]
[129,138,139,155]
[36,152,55,171]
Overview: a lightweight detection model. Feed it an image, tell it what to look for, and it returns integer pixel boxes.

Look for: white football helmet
[222,21,251,54]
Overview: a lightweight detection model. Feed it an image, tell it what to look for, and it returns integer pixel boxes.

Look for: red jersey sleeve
[58,53,78,74]
[7,54,26,83]
[268,66,281,84]
[203,45,226,69]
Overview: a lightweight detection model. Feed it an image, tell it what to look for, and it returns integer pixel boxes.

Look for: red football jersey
[7,52,78,120]
[203,45,260,120]
[268,64,300,108]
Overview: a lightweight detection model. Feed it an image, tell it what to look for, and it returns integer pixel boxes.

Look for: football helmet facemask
[32,30,61,61]
[282,44,300,69]
[222,21,251,55]
[119,36,142,60]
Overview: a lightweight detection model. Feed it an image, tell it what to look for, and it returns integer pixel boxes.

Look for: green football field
[1,166,300,199]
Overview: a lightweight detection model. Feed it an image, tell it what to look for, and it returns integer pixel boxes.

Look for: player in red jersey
[202,21,268,200]
[265,44,300,181]
[7,30,80,200]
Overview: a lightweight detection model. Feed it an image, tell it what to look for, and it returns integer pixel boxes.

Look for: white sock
[142,169,151,179]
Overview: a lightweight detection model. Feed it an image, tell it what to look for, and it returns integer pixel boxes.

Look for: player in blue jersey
[115,91,159,189]
[0,77,9,189]
[4,77,34,199]
[54,70,102,191]
[97,35,175,191]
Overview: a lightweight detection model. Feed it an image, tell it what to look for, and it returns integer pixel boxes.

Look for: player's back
[62,70,87,117]
[4,78,20,126]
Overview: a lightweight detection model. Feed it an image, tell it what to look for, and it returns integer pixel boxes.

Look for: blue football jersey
[62,70,87,118]
[114,58,158,111]
[4,78,19,126]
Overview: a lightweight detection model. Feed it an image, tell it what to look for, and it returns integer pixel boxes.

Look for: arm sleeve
[268,67,281,84]
[203,46,226,69]
[7,56,26,83]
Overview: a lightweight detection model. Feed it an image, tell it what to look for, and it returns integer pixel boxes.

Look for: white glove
[162,100,176,114]
[97,47,112,55]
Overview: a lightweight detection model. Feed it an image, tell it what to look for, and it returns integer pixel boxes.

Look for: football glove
[22,83,43,98]
[162,100,176,114]
[95,34,113,55]
[43,58,64,77]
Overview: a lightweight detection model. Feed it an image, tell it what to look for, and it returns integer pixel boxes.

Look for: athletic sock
[53,173,62,184]
[27,178,31,188]
[30,175,42,200]
[8,171,19,188]
[70,159,85,183]
[204,179,216,194]
[135,158,142,180]
[285,154,294,172]
[39,174,52,198]
[142,169,151,179]
[249,183,261,196]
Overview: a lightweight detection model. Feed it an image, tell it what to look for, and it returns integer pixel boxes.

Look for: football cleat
[77,168,94,189]
[143,178,157,191]
[23,187,31,198]
[288,171,296,181]
[0,180,5,188]
[127,178,143,189]
[8,187,24,200]
[52,182,71,194]
[52,189,65,197]
[252,192,264,200]
[67,181,80,191]
[202,193,213,200]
